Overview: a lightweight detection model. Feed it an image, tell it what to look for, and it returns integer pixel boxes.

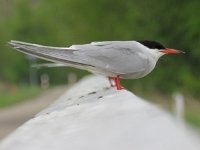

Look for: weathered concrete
[0,75,199,150]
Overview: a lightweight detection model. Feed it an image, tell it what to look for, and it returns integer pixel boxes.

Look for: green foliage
[0,86,42,108]
[0,0,200,97]
[185,111,200,128]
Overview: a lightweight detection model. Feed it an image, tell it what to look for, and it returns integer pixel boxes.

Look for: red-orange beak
[160,48,185,54]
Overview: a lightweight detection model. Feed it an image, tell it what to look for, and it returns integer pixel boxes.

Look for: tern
[8,40,184,90]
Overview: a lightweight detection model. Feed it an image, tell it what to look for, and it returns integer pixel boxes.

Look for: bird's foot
[108,76,125,90]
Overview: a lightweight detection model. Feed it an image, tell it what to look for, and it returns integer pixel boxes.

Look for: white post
[173,92,185,124]
[67,72,77,86]
[40,74,49,89]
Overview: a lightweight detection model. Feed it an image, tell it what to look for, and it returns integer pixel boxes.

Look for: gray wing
[8,40,148,74]
[8,40,104,68]
[32,63,67,69]
[71,41,148,74]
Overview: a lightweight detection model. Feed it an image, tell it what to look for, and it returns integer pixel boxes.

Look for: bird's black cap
[137,40,165,50]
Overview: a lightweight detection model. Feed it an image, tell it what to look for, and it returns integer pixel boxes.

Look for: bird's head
[137,40,185,59]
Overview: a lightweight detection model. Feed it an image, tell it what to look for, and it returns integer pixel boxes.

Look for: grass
[185,111,200,128]
[184,97,200,129]
[0,86,43,108]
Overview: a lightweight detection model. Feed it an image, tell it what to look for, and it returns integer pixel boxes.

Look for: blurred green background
[0,0,199,126]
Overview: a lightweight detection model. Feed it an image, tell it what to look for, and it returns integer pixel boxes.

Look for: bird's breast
[120,55,157,79]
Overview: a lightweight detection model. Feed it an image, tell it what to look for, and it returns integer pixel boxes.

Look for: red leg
[114,76,122,90]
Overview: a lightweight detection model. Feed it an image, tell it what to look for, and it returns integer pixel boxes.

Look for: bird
[8,40,184,90]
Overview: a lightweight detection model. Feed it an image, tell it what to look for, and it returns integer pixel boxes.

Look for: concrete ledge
[0,75,199,150]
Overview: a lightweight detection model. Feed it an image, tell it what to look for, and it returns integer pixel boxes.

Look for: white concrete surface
[0,75,199,150]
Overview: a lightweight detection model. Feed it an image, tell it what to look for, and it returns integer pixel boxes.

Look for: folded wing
[8,40,148,75]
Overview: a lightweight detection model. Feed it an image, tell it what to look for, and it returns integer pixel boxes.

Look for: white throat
[149,49,165,61]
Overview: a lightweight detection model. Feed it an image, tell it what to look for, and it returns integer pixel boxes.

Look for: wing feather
[8,40,148,75]
[8,41,98,67]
